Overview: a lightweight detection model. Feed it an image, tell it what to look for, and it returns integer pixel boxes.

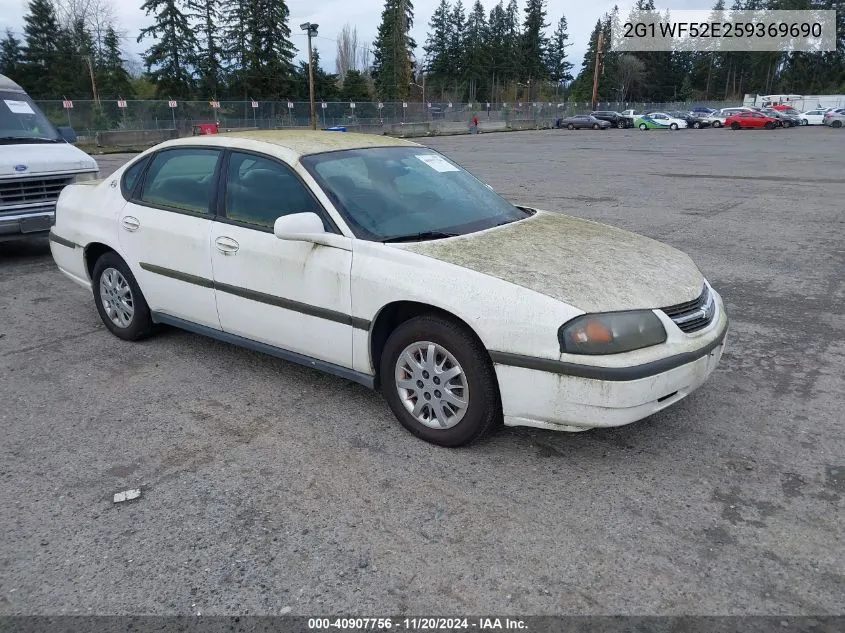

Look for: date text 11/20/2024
[307,618,528,630]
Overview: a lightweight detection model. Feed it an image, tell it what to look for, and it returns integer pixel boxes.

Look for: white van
[1,73,98,241]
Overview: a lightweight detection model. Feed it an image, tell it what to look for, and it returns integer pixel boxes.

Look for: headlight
[72,171,99,183]
[558,310,667,355]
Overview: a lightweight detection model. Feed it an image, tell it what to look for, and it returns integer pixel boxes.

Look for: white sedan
[49,132,728,447]
[798,109,829,125]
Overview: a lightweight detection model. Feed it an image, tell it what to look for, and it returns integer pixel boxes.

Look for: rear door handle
[215,236,239,255]
[120,216,140,232]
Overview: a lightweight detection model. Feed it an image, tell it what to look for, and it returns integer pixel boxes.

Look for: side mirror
[56,126,77,143]
[274,212,325,240]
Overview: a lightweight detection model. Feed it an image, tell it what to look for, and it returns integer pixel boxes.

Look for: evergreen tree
[372,0,416,99]
[221,0,251,96]
[340,69,372,101]
[546,15,573,88]
[245,0,297,98]
[186,0,224,97]
[0,29,24,78]
[521,0,549,97]
[21,0,61,97]
[487,2,509,100]
[569,19,603,102]
[99,27,134,98]
[295,49,340,101]
[448,0,466,93]
[463,0,489,101]
[503,0,522,90]
[423,0,452,95]
[137,0,198,97]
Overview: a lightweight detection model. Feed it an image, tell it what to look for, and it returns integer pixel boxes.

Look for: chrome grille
[0,176,73,209]
[661,285,715,333]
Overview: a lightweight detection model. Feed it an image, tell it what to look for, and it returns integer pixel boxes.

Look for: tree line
[0,0,842,106]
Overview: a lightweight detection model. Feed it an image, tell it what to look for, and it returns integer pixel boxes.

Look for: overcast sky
[0,0,637,77]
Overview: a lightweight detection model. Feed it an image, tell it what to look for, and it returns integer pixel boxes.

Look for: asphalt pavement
[1,127,843,615]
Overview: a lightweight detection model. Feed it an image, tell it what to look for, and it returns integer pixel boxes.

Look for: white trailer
[744,94,845,111]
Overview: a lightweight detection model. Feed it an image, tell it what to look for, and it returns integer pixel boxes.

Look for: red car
[725,111,779,130]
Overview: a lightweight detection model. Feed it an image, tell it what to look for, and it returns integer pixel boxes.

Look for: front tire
[713,121,722,128]
[617,120,625,129]
[833,120,842,128]
[639,123,647,130]
[670,123,678,130]
[567,123,574,130]
[592,123,600,130]
[802,119,809,126]
[380,315,501,447]
[764,122,775,130]
[731,122,741,130]
[693,121,701,129]
[92,252,153,341]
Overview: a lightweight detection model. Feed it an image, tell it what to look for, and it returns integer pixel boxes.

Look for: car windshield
[301,147,530,242]
[0,91,62,142]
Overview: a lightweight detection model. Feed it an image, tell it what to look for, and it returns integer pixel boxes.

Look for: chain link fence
[34,99,742,137]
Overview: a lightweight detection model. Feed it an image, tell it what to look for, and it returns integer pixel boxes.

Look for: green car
[633,112,688,130]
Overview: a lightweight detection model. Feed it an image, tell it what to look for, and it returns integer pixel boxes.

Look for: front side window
[302,147,530,242]
[224,152,323,229]
[0,90,61,143]
[139,148,220,214]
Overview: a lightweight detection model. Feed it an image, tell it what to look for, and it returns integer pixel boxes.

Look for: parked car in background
[0,73,99,242]
[725,111,779,130]
[669,111,711,129]
[822,109,845,127]
[690,106,716,116]
[47,131,728,447]
[703,111,728,128]
[761,108,800,127]
[557,115,611,130]
[589,111,634,128]
[771,105,801,116]
[799,109,829,125]
[635,112,688,130]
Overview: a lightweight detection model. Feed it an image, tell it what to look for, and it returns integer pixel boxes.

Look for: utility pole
[300,22,319,130]
[591,30,604,111]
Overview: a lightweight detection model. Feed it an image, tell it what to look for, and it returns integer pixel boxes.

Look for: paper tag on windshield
[416,154,460,172]
[5,100,35,115]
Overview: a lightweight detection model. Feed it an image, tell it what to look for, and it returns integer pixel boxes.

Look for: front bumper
[494,307,728,432]
[0,207,55,241]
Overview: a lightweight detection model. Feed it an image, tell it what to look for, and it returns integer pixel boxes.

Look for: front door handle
[215,236,239,255]
[120,216,140,232]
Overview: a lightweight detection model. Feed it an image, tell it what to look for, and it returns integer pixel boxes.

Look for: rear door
[209,150,355,368]
[118,147,222,329]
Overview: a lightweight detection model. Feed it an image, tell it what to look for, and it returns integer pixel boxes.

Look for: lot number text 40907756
[307,618,528,631]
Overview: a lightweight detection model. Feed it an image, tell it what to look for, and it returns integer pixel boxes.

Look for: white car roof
[0,74,26,92]
[156,130,421,159]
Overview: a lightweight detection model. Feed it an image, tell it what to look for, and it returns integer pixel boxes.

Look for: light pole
[300,22,319,130]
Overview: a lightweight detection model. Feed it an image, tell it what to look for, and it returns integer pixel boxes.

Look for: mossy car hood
[404,210,705,313]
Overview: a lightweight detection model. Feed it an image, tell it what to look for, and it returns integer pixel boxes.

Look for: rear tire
[380,315,501,447]
[592,123,600,130]
[693,121,701,129]
[92,252,153,341]
[639,123,647,130]
[670,123,678,130]
[833,120,842,128]
[713,121,722,128]
[567,123,574,130]
[617,120,624,129]
[764,122,775,130]
[802,119,808,126]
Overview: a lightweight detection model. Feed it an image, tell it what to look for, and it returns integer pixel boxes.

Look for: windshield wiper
[0,136,61,144]
[381,230,459,243]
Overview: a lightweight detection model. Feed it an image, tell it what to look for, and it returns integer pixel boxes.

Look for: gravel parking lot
[1,128,843,616]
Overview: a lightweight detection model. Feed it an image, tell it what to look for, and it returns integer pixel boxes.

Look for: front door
[118,147,222,329]
[210,150,354,368]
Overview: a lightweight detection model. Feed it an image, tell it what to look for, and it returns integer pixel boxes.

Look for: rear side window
[121,157,148,199]
[139,148,221,214]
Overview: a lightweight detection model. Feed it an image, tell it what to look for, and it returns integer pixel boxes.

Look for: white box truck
[1,74,98,242]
